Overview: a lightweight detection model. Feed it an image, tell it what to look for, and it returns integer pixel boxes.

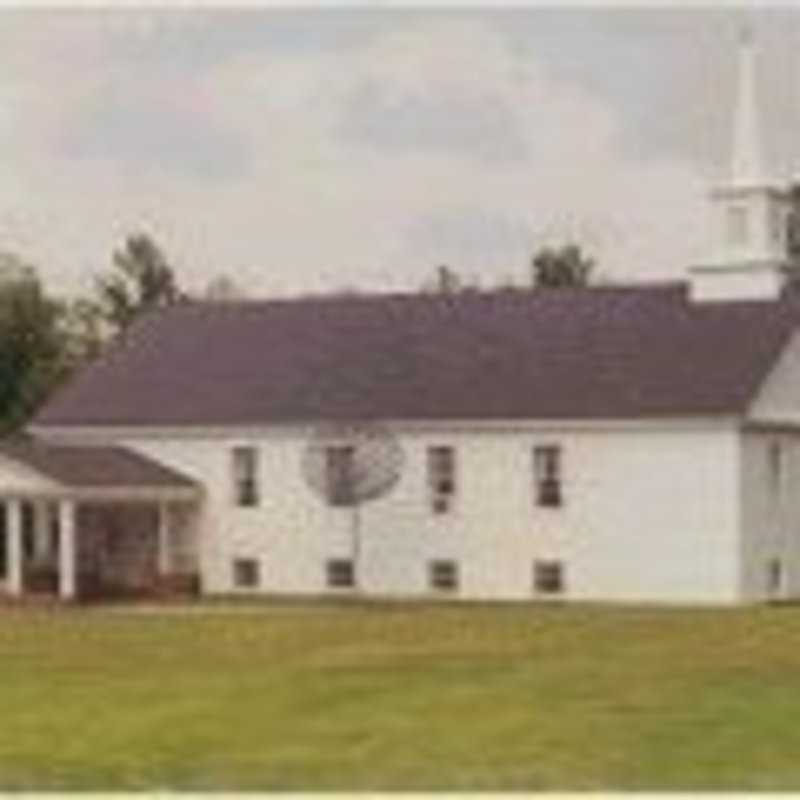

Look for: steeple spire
[689,26,792,302]
[731,26,766,186]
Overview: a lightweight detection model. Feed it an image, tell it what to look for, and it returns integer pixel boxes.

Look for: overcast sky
[2,7,800,298]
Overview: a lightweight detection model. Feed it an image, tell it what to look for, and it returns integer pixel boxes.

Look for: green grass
[1,601,800,790]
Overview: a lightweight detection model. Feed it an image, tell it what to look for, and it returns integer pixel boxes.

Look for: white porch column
[33,501,51,563]
[58,500,76,601]
[6,499,23,597]
[157,503,170,576]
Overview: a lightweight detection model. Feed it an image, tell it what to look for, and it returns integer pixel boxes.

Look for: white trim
[58,500,76,601]
[0,454,65,494]
[67,486,202,503]
[0,486,200,503]
[743,420,800,434]
[30,416,743,442]
[689,261,790,276]
[710,184,788,200]
[5,499,23,597]
[32,500,51,563]
[157,503,170,575]
[0,454,200,503]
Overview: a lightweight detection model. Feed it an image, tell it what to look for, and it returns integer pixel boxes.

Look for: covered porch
[0,441,202,601]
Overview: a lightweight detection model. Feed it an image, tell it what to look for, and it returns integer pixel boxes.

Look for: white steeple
[731,27,766,186]
[689,28,792,302]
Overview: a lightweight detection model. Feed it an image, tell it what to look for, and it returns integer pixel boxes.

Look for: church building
[2,34,800,604]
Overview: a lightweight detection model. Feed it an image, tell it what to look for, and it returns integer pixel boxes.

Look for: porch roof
[0,439,200,501]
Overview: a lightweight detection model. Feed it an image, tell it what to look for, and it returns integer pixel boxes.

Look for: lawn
[1,601,800,790]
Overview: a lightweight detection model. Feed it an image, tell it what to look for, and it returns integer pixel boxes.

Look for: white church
[1,34,800,605]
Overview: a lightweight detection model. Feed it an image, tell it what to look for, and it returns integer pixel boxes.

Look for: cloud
[58,77,250,180]
[0,11,709,298]
[339,80,528,163]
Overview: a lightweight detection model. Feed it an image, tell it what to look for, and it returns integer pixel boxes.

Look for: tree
[434,264,461,295]
[95,232,187,336]
[0,254,71,433]
[204,274,245,302]
[421,264,462,295]
[62,297,106,365]
[531,243,594,289]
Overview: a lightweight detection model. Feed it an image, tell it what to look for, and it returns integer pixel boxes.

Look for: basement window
[232,558,260,589]
[429,560,459,593]
[326,559,355,589]
[534,560,565,595]
[767,558,784,599]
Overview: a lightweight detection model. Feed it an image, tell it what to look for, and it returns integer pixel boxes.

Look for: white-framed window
[232,446,259,507]
[768,440,783,492]
[429,560,459,592]
[21,501,35,561]
[533,445,562,507]
[534,560,565,595]
[232,558,260,589]
[325,445,356,507]
[326,559,355,589]
[726,204,749,248]
[770,205,785,246]
[767,558,783,599]
[428,445,455,514]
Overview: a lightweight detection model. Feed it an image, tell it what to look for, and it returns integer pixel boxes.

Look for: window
[767,558,783,598]
[232,447,259,507]
[727,205,749,247]
[49,505,60,556]
[429,560,459,592]
[768,440,783,491]
[534,560,564,595]
[326,559,355,589]
[428,446,455,514]
[0,505,6,579]
[232,558,260,589]
[534,445,562,507]
[325,445,356,507]
[770,205,785,246]
[21,502,35,561]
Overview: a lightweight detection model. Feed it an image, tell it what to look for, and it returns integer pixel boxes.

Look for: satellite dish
[302,422,404,506]
[302,422,404,589]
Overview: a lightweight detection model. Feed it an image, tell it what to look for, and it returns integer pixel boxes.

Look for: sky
[2,6,800,299]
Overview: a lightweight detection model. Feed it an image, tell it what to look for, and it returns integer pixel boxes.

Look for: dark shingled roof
[0,440,197,489]
[33,283,800,427]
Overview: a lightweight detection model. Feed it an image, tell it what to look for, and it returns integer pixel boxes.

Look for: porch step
[151,573,201,599]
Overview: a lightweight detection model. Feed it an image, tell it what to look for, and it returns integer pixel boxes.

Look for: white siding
[76,423,746,604]
[750,330,800,425]
[743,330,800,600]
[738,431,800,600]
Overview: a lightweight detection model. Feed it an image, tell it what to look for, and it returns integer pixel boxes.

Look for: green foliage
[61,298,106,365]
[0,234,189,432]
[531,243,594,288]
[0,255,70,433]
[95,232,187,336]
[420,264,463,295]
[434,264,461,295]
